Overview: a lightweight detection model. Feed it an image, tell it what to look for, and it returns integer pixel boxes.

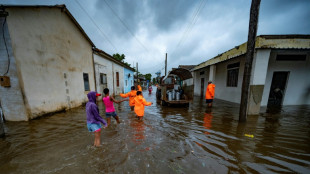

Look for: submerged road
[1,87,310,173]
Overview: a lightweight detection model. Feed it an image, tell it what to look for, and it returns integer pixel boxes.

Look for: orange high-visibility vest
[205,84,215,99]
[134,95,151,116]
[120,90,137,106]
[137,85,142,91]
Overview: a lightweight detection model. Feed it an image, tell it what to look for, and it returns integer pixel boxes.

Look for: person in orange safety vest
[134,91,152,120]
[205,81,215,107]
[137,84,142,92]
[120,86,137,111]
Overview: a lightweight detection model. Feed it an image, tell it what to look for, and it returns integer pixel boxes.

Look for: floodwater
[1,88,310,173]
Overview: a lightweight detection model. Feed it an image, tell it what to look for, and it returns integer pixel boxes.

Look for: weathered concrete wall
[94,53,124,95]
[124,68,134,93]
[193,66,209,97]
[261,50,310,106]
[5,7,95,120]
[0,17,28,121]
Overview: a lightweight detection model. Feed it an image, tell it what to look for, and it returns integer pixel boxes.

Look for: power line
[74,0,118,52]
[170,0,207,58]
[103,0,149,52]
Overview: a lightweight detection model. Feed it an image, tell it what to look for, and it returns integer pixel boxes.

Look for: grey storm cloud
[93,0,199,38]
[1,0,309,76]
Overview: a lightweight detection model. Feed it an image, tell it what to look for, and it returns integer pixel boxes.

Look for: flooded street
[1,88,310,173]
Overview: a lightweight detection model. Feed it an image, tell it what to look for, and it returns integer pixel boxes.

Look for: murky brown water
[1,87,310,173]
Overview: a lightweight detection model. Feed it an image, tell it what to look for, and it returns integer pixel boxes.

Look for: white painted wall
[193,67,209,96]
[6,7,95,119]
[261,50,310,106]
[94,53,124,95]
[213,56,245,103]
[250,50,271,85]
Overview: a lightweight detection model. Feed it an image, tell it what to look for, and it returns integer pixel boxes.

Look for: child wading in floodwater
[120,86,137,111]
[86,91,107,147]
[134,91,152,120]
[103,88,128,126]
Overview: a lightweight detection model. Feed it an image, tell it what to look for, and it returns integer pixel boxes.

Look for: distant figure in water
[205,81,216,107]
[120,86,137,111]
[86,91,107,147]
[148,85,153,94]
[134,91,152,120]
[103,88,128,127]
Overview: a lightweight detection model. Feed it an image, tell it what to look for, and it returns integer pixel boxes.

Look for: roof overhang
[193,35,310,71]
[93,49,135,71]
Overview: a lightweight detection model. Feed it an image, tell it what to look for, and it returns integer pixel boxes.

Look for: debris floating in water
[244,134,254,138]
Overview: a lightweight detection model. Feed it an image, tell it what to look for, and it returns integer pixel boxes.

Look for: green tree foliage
[152,78,156,84]
[112,53,125,62]
[113,53,131,67]
[144,73,152,81]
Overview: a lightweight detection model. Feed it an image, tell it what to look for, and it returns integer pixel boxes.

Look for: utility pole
[136,62,138,84]
[0,102,4,137]
[165,53,167,76]
[239,0,261,122]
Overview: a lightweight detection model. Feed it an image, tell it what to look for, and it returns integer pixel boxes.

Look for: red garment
[205,84,216,99]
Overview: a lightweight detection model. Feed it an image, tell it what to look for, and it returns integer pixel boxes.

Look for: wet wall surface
[1,88,310,173]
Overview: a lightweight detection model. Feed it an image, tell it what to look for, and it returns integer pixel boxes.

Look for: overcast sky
[1,0,310,77]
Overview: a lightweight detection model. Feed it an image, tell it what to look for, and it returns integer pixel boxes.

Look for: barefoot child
[120,86,137,111]
[103,88,128,126]
[134,91,152,120]
[86,91,107,147]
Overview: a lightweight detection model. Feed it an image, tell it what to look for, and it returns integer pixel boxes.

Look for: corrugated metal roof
[193,35,310,71]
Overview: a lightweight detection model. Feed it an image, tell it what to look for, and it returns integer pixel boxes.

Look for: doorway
[267,71,289,106]
[201,78,204,98]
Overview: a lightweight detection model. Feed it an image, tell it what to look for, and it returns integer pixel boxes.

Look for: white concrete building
[93,49,134,96]
[193,35,310,114]
[0,5,96,121]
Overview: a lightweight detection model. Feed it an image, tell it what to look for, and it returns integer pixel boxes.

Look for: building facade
[193,35,310,114]
[124,67,134,93]
[93,49,134,96]
[0,5,96,121]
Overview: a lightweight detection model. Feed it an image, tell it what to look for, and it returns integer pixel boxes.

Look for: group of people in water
[85,85,152,147]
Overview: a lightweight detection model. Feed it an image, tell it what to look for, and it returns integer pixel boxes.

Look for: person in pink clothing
[102,88,128,127]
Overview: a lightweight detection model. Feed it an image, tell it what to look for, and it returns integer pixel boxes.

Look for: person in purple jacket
[86,91,107,147]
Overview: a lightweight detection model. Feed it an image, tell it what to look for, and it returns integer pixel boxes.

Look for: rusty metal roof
[193,35,310,71]
[167,68,193,80]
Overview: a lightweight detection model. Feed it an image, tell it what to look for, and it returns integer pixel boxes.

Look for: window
[276,54,306,61]
[200,71,205,75]
[83,73,90,91]
[100,73,107,86]
[125,80,128,87]
[227,62,240,87]
[116,72,119,87]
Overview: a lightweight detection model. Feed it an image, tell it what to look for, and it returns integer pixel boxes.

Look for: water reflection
[203,109,213,135]
[0,88,310,173]
[130,120,146,145]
